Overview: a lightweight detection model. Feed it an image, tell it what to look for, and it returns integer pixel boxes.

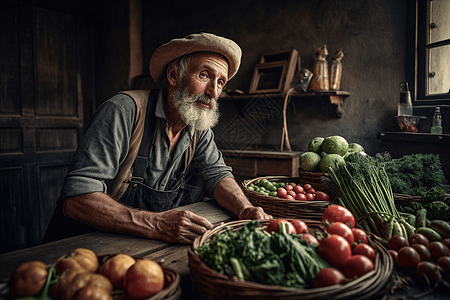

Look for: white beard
[171,84,220,131]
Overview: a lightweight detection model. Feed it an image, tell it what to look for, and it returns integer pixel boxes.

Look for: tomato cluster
[247,179,331,201]
[265,205,379,288]
[277,183,331,201]
[387,234,450,285]
[316,205,378,286]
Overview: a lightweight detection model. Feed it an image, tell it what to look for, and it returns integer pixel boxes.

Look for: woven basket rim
[241,175,331,206]
[188,219,393,300]
[298,169,331,177]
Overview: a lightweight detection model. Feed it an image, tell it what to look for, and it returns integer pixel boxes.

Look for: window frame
[406,0,450,105]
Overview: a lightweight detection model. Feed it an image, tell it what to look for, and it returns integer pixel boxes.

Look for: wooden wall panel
[35,7,77,117]
[0,167,27,253]
[0,1,20,115]
[36,128,78,152]
[37,164,69,236]
[0,128,22,154]
[0,0,96,254]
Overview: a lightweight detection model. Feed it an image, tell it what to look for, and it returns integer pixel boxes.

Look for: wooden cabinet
[221,149,303,184]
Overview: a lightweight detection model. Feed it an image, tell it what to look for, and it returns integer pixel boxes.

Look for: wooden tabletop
[0,200,235,300]
[1,200,448,300]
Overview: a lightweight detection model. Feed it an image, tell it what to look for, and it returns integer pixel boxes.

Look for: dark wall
[140,0,407,155]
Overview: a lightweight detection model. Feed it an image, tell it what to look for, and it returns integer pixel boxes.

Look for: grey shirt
[60,89,233,200]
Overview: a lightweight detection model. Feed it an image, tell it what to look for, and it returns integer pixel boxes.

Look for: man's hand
[149,210,214,244]
[214,177,273,221]
[238,206,272,220]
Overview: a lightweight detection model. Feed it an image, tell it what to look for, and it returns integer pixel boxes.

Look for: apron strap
[131,90,202,182]
[131,89,159,181]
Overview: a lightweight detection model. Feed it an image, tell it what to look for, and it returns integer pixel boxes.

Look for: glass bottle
[330,49,344,90]
[397,82,413,116]
[309,44,329,91]
[431,107,443,134]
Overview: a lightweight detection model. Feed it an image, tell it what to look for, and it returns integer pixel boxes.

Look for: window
[408,0,450,104]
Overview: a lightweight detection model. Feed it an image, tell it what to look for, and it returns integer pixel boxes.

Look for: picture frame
[249,49,299,95]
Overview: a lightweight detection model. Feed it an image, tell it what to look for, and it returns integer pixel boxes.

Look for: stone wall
[139,0,408,155]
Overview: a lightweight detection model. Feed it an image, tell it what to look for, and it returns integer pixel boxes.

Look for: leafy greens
[196,220,329,289]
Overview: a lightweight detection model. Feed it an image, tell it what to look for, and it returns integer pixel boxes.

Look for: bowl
[395,115,426,132]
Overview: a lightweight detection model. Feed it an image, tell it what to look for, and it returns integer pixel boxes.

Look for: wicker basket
[298,169,340,200]
[98,255,181,300]
[188,219,393,300]
[242,176,331,220]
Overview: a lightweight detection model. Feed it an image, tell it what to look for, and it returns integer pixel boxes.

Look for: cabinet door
[0,0,96,253]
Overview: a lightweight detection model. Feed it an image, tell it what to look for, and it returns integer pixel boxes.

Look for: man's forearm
[63,192,156,238]
[213,177,253,217]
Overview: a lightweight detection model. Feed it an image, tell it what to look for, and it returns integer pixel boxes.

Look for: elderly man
[43,33,271,244]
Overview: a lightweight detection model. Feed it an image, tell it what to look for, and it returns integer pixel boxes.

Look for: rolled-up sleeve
[60,94,136,199]
[191,129,234,196]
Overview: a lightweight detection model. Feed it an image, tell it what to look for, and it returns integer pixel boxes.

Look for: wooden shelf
[220,90,350,118]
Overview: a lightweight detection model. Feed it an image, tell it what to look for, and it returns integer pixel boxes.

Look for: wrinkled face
[171,52,229,130]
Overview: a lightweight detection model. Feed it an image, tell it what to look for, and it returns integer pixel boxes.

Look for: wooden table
[1,200,448,300]
[0,200,234,300]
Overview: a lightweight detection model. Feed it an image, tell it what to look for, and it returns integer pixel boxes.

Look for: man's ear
[166,62,178,86]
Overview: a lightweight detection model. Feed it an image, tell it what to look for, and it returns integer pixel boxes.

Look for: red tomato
[285,184,294,192]
[428,241,449,260]
[294,193,307,201]
[352,243,376,261]
[287,191,296,197]
[397,246,421,269]
[388,235,409,252]
[408,233,429,247]
[277,188,287,198]
[325,222,355,247]
[322,205,356,228]
[265,219,296,234]
[306,188,316,194]
[313,267,346,288]
[291,220,308,234]
[351,228,368,245]
[303,183,312,190]
[416,261,443,285]
[315,191,330,201]
[412,244,431,262]
[293,185,304,194]
[341,255,375,278]
[436,256,450,273]
[388,250,398,265]
[306,193,315,201]
[318,235,352,268]
[283,195,295,200]
[301,233,319,246]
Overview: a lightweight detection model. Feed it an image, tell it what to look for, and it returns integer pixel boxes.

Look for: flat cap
[149,32,242,85]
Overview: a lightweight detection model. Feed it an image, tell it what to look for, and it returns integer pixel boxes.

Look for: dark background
[1,0,447,253]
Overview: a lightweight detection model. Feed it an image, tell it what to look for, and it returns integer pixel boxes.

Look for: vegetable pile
[247,178,331,201]
[387,233,450,289]
[196,205,379,290]
[8,249,165,300]
[327,152,406,241]
[375,153,449,222]
[196,220,329,289]
[374,152,448,197]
